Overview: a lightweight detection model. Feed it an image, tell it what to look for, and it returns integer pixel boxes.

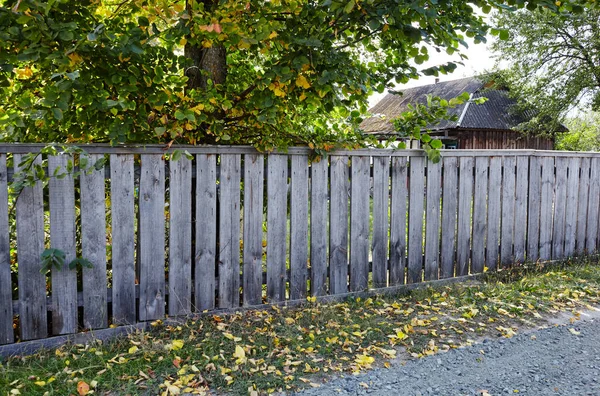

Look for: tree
[490,6,600,135]
[555,112,600,151]
[0,0,594,149]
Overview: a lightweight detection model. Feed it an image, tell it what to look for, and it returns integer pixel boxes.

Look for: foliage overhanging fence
[0,144,598,346]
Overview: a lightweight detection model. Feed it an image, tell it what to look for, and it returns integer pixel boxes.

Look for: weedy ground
[2,259,600,396]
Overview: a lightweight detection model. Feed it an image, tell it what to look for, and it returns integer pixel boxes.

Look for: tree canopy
[0,0,596,149]
[490,5,600,135]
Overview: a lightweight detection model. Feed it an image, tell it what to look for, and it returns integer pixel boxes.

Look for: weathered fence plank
[514,157,529,263]
[424,159,441,281]
[330,156,349,294]
[456,157,474,275]
[195,154,217,311]
[527,156,542,261]
[586,157,600,253]
[552,157,568,259]
[310,158,328,296]
[80,154,107,329]
[243,154,264,306]
[471,157,488,274]
[48,155,78,335]
[372,156,390,288]
[539,157,555,260]
[219,154,241,308]
[441,157,458,278]
[486,157,502,270]
[350,156,370,291]
[0,155,12,344]
[290,155,309,299]
[267,155,288,302]
[500,156,516,267]
[564,157,580,258]
[390,157,408,285]
[168,157,192,315]
[408,156,425,283]
[576,158,590,254]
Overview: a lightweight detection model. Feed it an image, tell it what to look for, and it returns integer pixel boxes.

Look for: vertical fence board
[486,157,502,270]
[514,157,529,263]
[243,154,264,306]
[539,156,555,260]
[372,157,390,288]
[0,155,12,344]
[80,154,107,329]
[586,157,600,253]
[424,159,441,281]
[267,155,288,302]
[350,156,370,291]
[552,157,568,259]
[15,154,47,340]
[472,157,488,274]
[48,155,78,335]
[390,157,408,285]
[110,154,136,325]
[456,157,474,276]
[329,156,349,294]
[219,154,241,308]
[527,157,542,261]
[576,158,590,254]
[500,156,516,267]
[310,158,328,296]
[195,154,217,311]
[441,157,458,278]
[168,157,192,315]
[290,155,309,299]
[564,157,580,258]
[408,156,425,283]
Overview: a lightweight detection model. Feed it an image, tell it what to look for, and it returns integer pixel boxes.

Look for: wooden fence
[0,144,598,346]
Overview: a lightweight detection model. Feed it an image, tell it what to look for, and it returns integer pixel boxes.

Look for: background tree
[490,6,600,135]
[555,112,600,151]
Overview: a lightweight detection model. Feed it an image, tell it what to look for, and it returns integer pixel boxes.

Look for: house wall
[456,130,554,150]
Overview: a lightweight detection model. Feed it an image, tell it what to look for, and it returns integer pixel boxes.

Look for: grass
[3,259,600,395]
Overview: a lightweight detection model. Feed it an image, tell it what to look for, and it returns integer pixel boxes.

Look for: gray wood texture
[80,154,108,329]
[390,157,408,285]
[110,154,136,325]
[290,155,309,299]
[218,154,241,308]
[48,155,78,335]
[15,154,47,340]
[552,157,568,259]
[471,157,489,274]
[586,157,600,253]
[456,157,474,276]
[539,157,555,260]
[513,157,529,263]
[329,156,349,294]
[168,157,192,315]
[424,159,441,281]
[527,157,542,261]
[0,155,12,344]
[242,154,264,306]
[486,157,502,270]
[564,157,580,257]
[350,156,370,291]
[195,154,217,311]
[576,158,591,254]
[408,156,425,283]
[372,156,390,288]
[267,155,288,302]
[310,158,328,296]
[500,156,516,268]
[441,157,458,278]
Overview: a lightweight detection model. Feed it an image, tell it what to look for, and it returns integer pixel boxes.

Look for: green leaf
[52,108,63,120]
[499,30,510,40]
[154,126,166,136]
[430,139,443,149]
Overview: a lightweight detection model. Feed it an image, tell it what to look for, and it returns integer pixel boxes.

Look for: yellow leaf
[10,389,20,395]
[268,31,278,39]
[179,38,187,46]
[273,87,285,97]
[15,67,33,79]
[224,332,242,342]
[569,328,581,336]
[77,381,90,396]
[171,339,184,351]
[233,345,247,364]
[34,381,46,386]
[296,75,311,89]
[497,308,509,316]
[285,317,295,325]
[128,346,139,354]
[354,354,375,368]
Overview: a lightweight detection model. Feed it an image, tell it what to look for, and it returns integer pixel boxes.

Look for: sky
[367,38,497,108]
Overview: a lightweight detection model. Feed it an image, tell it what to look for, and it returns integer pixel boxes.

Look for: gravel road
[292,315,600,396]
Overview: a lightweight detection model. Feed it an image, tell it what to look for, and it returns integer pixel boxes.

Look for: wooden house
[360,76,556,150]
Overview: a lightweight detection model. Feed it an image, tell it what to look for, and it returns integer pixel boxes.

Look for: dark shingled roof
[361,76,533,135]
